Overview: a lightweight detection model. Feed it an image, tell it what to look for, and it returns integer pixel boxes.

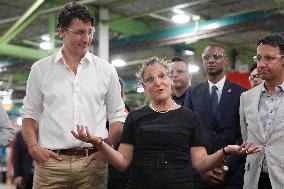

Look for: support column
[98,8,109,62]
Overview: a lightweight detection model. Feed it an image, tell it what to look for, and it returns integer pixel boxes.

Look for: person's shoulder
[242,84,262,97]
[126,106,149,121]
[227,80,247,92]
[188,82,207,94]
[191,81,208,91]
[32,54,54,67]
[130,106,149,115]
[90,54,113,68]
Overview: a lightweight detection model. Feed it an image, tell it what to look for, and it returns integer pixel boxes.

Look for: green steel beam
[49,13,56,51]
[1,11,41,45]
[0,0,45,44]
[0,44,48,59]
[109,13,155,36]
[87,5,155,36]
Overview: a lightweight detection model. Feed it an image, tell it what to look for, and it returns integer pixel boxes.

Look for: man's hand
[226,141,261,155]
[14,176,23,187]
[28,144,62,164]
[200,165,225,185]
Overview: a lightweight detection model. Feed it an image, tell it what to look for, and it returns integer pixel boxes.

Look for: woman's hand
[71,125,101,146]
[225,141,261,155]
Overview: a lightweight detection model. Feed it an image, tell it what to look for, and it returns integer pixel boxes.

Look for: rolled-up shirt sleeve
[105,66,127,125]
[21,64,44,123]
[0,103,14,147]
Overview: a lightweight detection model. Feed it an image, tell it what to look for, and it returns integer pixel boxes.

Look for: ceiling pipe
[110,11,278,48]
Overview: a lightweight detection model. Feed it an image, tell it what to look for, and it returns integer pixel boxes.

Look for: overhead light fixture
[41,34,50,41]
[172,14,190,24]
[204,23,220,30]
[40,42,51,50]
[192,15,200,21]
[0,90,8,96]
[111,59,126,67]
[188,65,199,73]
[2,98,12,105]
[2,97,13,111]
[172,9,185,14]
[184,50,195,56]
[137,87,144,93]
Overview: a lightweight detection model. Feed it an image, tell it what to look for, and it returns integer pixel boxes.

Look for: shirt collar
[54,49,92,65]
[260,81,284,94]
[208,76,226,91]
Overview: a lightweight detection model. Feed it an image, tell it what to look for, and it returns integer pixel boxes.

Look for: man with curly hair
[21,3,126,189]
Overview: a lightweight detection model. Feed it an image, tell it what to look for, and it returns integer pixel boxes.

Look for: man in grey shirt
[0,102,13,146]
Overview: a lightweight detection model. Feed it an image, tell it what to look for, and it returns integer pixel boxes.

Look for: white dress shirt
[21,51,126,149]
[208,76,226,103]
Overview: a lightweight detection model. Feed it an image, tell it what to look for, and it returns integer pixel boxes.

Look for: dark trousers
[16,174,33,189]
[258,172,272,189]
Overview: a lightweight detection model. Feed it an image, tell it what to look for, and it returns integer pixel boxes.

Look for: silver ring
[245,150,249,154]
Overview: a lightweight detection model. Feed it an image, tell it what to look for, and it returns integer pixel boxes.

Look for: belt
[52,147,98,157]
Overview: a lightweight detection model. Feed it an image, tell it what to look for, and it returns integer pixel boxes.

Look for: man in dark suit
[13,131,34,189]
[184,43,246,189]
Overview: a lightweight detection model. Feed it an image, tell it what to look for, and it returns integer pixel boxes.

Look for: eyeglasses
[202,53,226,61]
[65,27,95,38]
[249,73,260,81]
[172,68,187,74]
[143,72,170,85]
[253,55,284,64]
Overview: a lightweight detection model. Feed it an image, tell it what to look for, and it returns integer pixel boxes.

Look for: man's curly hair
[57,2,94,29]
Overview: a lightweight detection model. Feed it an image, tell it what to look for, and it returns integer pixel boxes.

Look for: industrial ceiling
[0,0,284,111]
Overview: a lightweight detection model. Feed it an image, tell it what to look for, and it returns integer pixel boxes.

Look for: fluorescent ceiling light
[2,98,12,105]
[192,15,200,21]
[173,9,185,14]
[188,65,199,73]
[41,34,50,41]
[137,87,144,93]
[204,23,220,30]
[40,42,51,50]
[184,50,195,56]
[0,90,8,96]
[111,59,126,67]
[172,14,190,24]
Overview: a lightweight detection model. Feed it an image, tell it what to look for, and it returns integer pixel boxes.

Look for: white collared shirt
[21,51,126,149]
[208,76,226,102]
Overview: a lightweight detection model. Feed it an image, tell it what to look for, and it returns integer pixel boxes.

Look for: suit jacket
[240,83,284,189]
[184,79,246,188]
[13,131,34,184]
